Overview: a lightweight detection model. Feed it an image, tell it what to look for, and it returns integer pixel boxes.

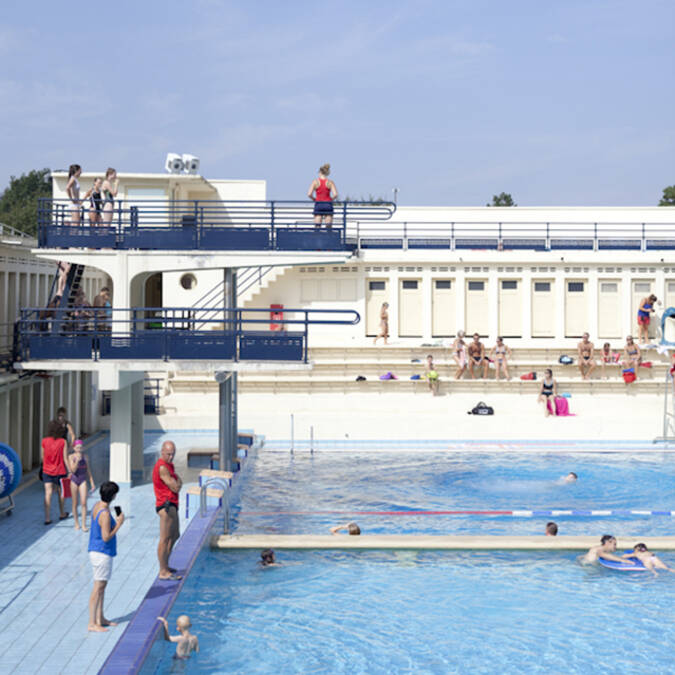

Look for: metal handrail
[16,306,360,363]
[38,198,396,246]
[200,478,230,533]
[654,370,675,444]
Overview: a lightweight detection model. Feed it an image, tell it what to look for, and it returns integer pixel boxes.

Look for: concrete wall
[0,371,95,473]
[243,260,675,349]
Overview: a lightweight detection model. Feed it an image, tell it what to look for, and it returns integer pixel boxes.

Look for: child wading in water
[157,615,199,658]
[68,439,95,530]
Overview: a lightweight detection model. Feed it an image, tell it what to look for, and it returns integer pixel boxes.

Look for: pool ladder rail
[198,475,231,534]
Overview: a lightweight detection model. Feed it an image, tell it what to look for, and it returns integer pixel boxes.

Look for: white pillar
[588,273,599,343]
[131,379,144,482]
[455,268,466,334]
[522,269,532,342]
[555,269,566,341]
[388,270,399,340]
[421,269,433,341]
[0,389,10,448]
[110,385,133,485]
[488,270,499,343]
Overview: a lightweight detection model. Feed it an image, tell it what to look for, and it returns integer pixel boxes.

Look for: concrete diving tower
[16,198,394,483]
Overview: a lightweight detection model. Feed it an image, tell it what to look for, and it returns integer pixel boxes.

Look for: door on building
[432,279,456,337]
[665,280,675,311]
[498,279,522,337]
[597,280,622,339]
[465,279,488,336]
[564,280,588,337]
[399,279,423,337]
[532,280,555,337]
[366,279,388,336]
[631,280,656,339]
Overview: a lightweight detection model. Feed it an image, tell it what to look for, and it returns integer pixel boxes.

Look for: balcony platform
[32,247,351,278]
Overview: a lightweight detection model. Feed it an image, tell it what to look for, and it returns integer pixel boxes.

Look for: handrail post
[451,222,455,251]
[403,221,407,250]
[270,200,275,250]
[546,222,550,250]
[594,222,598,251]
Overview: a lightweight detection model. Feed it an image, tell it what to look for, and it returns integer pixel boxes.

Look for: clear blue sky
[1,0,673,205]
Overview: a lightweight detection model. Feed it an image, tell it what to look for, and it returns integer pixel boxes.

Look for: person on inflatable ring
[622,543,675,576]
[581,535,636,566]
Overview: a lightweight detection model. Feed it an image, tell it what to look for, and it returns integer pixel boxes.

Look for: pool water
[141,548,675,674]
[232,450,675,536]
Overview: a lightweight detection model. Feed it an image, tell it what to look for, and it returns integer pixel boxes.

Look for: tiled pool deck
[0,432,214,675]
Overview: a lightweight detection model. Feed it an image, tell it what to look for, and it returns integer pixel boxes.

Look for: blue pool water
[232,450,675,536]
[141,548,675,674]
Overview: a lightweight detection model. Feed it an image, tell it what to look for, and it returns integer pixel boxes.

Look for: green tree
[487,192,516,207]
[0,168,52,236]
[658,185,675,206]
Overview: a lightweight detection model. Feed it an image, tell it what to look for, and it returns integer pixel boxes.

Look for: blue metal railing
[16,306,360,363]
[37,199,396,251]
[352,219,675,252]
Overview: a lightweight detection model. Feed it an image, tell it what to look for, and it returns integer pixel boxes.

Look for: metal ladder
[654,371,675,444]
[199,478,231,533]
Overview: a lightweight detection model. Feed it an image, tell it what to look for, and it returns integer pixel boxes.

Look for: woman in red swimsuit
[307,163,338,229]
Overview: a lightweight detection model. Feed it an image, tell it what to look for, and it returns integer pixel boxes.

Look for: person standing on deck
[307,163,338,229]
[153,441,183,580]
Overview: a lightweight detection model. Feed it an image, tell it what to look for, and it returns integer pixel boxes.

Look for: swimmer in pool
[564,472,577,483]
[621,543,675,576]
[157,615,199,659]
[582,535,635,565]
[260,548,280,567]
[330,522,361,535]
[545,522,558,536]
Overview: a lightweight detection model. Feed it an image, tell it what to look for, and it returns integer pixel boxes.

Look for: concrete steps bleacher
[167,345,669,395]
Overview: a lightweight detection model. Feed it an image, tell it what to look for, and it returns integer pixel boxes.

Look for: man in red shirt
[152,440,182,580]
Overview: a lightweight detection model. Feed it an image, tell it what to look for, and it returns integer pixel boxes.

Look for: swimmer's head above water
[600,535,617,551]
[564,472,578,483]
[545,522,558,536]
[260,549,276,566]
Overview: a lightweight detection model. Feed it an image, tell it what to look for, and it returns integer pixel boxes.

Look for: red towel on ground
[639,361,652,368]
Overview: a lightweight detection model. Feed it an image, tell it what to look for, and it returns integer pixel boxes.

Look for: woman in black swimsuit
[83,177,103,225]
[538,368,558,417]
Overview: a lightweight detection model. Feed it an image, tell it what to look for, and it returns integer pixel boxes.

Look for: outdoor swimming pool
[231,449,675,536]
[140,548,675,674]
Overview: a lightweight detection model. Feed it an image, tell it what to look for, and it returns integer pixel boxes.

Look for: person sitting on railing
[66,164,82,225]
[82,177,103,226]
[102,168,119,225]
[307,163,338,229]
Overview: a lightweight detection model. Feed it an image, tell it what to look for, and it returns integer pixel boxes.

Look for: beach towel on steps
[547,396,574,416]
[379,372,398,380]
